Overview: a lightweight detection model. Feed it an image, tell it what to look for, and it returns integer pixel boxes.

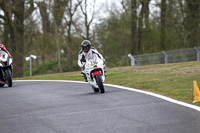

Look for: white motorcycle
[83,54,106,93]
[0,49,13,87]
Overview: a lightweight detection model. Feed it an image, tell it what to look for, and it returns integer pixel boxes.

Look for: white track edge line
[14,80,200,112]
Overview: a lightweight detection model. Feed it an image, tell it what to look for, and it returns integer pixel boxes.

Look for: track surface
[0,81,200,133]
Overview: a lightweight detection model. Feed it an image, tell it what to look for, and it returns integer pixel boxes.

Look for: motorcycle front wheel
[95,73,105,93]
[0,84,5,87]
[5,68,12,87]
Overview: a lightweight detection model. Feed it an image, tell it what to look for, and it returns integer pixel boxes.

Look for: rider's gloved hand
[82,55,86,62]
[82,58,86,62]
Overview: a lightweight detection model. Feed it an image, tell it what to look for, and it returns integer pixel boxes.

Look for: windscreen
[85,52,97,61]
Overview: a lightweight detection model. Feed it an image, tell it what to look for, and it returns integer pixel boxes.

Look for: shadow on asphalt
[72,88,123,97]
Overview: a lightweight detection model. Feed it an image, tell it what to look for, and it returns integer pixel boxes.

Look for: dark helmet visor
[83,46,89,50]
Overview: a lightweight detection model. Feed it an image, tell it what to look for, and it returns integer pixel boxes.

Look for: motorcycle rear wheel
[95,73,105,93]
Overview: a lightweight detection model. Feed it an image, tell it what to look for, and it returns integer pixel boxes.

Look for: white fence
[128,46,200,66]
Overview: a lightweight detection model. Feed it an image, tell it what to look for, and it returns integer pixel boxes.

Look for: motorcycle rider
[0,43,13,78]
[0,44,12,57]
[78,40,105,82]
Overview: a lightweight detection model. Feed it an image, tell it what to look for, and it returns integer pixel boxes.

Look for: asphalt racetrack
[0,80,200,133]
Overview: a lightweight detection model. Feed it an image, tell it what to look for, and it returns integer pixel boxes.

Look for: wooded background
[0,0,199,77]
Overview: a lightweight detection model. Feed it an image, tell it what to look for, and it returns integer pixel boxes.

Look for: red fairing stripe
[92,71,102,78]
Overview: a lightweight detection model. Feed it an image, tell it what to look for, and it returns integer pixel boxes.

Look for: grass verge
[15,61,200,106]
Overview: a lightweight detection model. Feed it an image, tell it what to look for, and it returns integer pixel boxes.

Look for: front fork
[92,71,105,83]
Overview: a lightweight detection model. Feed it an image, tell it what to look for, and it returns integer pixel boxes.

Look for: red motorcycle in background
[0,49,13,87]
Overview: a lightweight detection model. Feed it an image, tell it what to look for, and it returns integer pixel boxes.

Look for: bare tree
[79,0,96,40]
[65,0,82,43]
[64,0,82,69]
[53,0,69,72]
[37,1,53,65]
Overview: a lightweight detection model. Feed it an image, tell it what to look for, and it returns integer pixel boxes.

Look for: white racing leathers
[78,47,104,68]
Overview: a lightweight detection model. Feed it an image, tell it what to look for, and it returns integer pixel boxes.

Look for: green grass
[15,61,200,106]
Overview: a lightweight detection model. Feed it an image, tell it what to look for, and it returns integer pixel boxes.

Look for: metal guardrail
[128,46,200,66]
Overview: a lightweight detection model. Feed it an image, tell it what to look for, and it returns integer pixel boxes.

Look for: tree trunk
[185,0,200,47]
[160,0,166,50]
[144,0,150,29]
[38,2,51,33]
[131,0,137,55]
[138,1,144,54]
[13,0,25,77]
